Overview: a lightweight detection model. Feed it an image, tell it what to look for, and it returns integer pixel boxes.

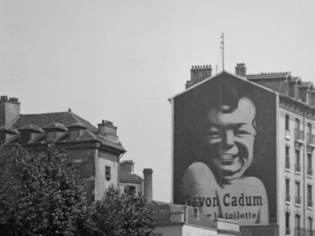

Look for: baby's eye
[206,130,220,139]
[235,129,250,136]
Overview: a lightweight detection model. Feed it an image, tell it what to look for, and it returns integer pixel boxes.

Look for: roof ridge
[70,112,98,132]
[19,111,69,116]
[68,112,85,127]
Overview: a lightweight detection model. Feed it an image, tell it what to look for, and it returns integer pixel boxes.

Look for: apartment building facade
[170,63,314,236]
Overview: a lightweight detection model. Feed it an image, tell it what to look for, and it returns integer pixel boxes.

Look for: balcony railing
[308,168,313,176]
[286,194,290,202]
[295,196,301,205]
[308,200,313,208]
[295,228,315,236]
[286,160,290,169]
[307,134,315,145]
[295,164,301,173]
[295,129,304,141]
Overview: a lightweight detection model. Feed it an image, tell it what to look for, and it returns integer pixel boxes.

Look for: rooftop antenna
[220,33,225,71]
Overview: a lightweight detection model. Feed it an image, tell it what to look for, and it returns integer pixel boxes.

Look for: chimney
[143,168,153,201]
[186,65,212,89]
[235,63,246,77]
[0,96,20,127]
[98,120,118,142]
[120,160,134,174]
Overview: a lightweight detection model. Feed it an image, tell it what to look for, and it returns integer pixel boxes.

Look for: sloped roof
[43,122,67,131]
[299,81,313,88]
[18,124,43,132]
[0,126,18,134]
[170,70,277,101]
[11,112,97,132]
[4,111,125,152]
[119,166,142,182]
[246,72,290,80]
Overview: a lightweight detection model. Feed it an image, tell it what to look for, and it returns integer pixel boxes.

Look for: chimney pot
[98,120,118,142]
[186,64,212,89]
[120,160,134,174]
[235,63,247,77]
[0,95,20,126]
[143,168,153,201]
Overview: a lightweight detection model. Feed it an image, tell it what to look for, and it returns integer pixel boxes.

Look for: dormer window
[66,123,86,141]
[69,129,80,141]
[18,124,42,144]
[20,131,31,143]
[43,123,67,142]
[0,131,5,143]
[0,126,18,143]
[46,131,57,141]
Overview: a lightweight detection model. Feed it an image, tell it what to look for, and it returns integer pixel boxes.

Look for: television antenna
[220,33,225,71]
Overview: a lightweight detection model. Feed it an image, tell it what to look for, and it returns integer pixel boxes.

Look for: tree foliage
[0,145,87,236]
[84,186,154,236]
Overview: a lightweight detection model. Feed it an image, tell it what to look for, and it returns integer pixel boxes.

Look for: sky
[0,0,314,202]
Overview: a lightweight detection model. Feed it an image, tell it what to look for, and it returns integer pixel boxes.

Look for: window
[308,153,313,176]
[286,179,290,195]
[0,132,6,143]
[295,149,301,172]
[286,114,290,130]
[295,118,300,131]
[46,131,57,142]
[308,123,313,143]
[295,214,301,236]
[308,185,313,208]
[286,212,290,234]
[69,130,80,141]
[105,166,111,180]
[286,179,290,202]
[308,217,313,236]
[20,131,31,143]
[124,185,136,196]
[73,165,81,176]
[295,181,301,205]
[286,146,290,169]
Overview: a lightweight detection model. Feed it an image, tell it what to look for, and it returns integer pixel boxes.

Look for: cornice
[279,95,315,120]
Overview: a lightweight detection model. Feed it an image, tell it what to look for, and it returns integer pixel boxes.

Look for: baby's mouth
[221,154,237,164]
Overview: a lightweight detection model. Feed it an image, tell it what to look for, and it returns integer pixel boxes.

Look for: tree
[84,186,154,236]
[0,145,87,236]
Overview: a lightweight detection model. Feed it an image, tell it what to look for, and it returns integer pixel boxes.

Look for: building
[170,64,315,236]
[0,97,150,203]
[151,201,240,236]
[119,160,153,200]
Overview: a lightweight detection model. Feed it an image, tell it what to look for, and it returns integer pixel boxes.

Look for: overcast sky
[0,0,314,202]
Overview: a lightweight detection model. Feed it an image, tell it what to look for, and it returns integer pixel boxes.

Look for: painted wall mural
[173,72,277,225]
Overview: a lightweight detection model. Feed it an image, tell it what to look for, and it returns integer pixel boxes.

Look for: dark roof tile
[7,111,125,152]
